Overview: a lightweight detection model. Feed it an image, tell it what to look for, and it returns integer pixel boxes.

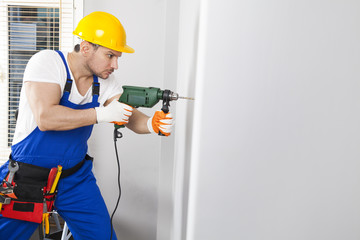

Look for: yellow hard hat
[73,11,134,53]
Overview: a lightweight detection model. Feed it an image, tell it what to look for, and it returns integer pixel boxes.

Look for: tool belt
[0,154,92,223]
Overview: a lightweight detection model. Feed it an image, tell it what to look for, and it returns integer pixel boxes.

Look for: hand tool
[45,167,58,194]
[42,165,62,235]
[114,85,194,136]
[0,194,11,213]
[50,165,62,194]
[0,161,19,197]
[42,202,50,235]
[6,161,19,186]
[44,167,58,213]
[0,194,11,204]
[0,162,20,212]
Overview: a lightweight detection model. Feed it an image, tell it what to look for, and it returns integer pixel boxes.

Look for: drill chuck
[169,92,179,101]
[167,91,195,101]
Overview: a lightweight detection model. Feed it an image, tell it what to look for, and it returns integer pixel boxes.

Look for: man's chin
[98,72,111,79]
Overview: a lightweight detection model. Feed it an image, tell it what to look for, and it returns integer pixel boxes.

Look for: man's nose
[111,57,118,70]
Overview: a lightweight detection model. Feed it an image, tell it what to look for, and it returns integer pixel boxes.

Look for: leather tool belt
[0,154,92,223]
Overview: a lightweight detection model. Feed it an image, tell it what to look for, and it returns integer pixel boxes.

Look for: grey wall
[184,1,360,240]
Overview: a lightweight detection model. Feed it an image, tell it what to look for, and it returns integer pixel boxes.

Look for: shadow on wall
[114,219,156,240]
[177,9,200,239]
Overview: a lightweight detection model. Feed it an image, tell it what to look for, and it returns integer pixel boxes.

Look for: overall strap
[92,76,100,103]
[56,50,72,100]
[56,50,100,102]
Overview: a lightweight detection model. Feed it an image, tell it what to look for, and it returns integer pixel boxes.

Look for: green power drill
[114,85,194,138]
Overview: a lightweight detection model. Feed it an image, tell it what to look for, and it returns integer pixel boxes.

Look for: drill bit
[169,92,195,101]
[179,96,195,100]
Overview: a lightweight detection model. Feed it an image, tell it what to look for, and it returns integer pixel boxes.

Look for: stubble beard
[88,64,112,79]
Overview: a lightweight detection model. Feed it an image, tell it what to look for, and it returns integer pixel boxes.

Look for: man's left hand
[147,111,174,136]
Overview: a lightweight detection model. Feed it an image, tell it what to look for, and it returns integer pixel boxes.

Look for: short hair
[90,42,100,50]
[74,44,80,52]
[73,42,100,53]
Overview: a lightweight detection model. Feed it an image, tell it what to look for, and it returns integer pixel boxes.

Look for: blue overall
[0,51,117,240]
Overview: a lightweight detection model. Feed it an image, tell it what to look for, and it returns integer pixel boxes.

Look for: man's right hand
[95,100,133,124]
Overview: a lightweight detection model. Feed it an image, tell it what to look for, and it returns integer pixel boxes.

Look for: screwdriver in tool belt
[50,166,62,194]
[45,167,57,194]
[43,165,62,235]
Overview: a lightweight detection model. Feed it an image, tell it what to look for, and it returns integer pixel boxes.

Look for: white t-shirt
[12,50,123,145]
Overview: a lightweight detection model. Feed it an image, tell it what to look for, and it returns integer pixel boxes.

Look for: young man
[0,11,173,239]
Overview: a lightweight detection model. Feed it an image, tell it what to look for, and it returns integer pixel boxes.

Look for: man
[0,11,173,239]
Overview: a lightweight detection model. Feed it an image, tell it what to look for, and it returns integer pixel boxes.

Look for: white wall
[183,1,360,240]
[85,1,360,240]
[172,0,200,239]
[157,0,181,239]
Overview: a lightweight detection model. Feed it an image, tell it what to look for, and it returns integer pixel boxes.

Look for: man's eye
[108,54,113,58]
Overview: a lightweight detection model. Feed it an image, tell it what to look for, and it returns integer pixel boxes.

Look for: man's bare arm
[25,81,97,131]
[125,109,151,134]
[104,94,119,106]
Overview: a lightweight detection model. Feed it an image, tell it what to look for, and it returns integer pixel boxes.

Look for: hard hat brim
[120,45,135,54]
[74,32,135,53]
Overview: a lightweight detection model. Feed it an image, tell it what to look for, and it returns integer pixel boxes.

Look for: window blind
[0,0,82,164]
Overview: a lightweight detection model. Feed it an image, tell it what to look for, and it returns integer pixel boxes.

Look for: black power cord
[110,129,123,240]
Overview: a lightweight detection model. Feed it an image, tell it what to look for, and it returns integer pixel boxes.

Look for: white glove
[147,111,174,136]
[95,100,133,124]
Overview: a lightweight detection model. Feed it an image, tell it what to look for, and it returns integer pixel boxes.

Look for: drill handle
[161,105,169,114]
[158,90,171,136]
[161,90,171,114]
[158,100,169,136]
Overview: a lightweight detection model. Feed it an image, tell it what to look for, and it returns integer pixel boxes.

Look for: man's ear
[80,41,91,55]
